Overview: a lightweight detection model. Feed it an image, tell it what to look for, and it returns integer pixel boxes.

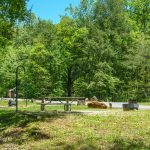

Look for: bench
[40,102,72,112]
[8,100,16,107]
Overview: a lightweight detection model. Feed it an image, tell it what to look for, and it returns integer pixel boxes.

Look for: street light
[24,83,28,107]
[16,65,25,113]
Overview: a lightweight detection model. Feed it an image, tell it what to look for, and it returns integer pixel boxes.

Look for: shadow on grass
[0,109,69,145]
[1,126,53,145]
[0,109,85,145]
[52,136,150,150]
[0,109,67,130]
[110,137,150,150]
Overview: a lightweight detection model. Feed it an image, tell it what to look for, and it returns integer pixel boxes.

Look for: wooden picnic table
[41,97,85,111]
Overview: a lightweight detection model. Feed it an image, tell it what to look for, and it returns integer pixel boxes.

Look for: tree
[126,34,150,100]
[128,0,150,33]
[0,0,29,47]
[56,16,89,96]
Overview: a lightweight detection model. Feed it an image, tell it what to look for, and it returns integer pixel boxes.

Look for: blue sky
[27,0,80,24]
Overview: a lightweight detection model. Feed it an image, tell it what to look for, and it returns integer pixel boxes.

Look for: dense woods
[0,0,150,101]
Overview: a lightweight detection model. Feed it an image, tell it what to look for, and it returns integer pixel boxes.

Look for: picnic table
[40,97,85,111]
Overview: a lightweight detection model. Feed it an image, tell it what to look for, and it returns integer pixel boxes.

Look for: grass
[0,102,150,150]
[0,100,35,107]
[139,102,150,106]
[0,100,113,111]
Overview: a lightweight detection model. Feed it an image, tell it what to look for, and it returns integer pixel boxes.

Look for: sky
[27,0,80,24]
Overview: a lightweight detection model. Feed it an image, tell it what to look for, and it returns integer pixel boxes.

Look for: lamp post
[24,83,28,107]
[16,65,25,113]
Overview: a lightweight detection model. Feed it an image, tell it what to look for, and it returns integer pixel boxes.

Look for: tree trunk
[67,67,72,97]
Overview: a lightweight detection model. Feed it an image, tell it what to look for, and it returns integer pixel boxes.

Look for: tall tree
[56,16,88,96]
[0,0,29,47]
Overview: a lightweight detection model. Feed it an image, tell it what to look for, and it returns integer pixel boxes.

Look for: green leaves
[0,0,150,100]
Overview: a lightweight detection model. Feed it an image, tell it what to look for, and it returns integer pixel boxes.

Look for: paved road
[46,101,150,110]
[105,102,150,110]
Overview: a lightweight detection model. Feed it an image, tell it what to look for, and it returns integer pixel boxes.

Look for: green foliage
[0,0,29,47]
[0,0,150,101]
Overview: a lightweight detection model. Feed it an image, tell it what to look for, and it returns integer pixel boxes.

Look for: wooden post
[109,102,112,109]
[41,98,45,111]
[41,104,45,111]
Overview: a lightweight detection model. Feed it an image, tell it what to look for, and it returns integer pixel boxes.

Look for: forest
[0,0,150,102]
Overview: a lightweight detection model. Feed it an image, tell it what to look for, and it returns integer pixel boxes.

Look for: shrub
[87,101,107,109]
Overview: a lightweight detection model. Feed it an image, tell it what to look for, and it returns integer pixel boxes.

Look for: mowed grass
[0,100,113,111]
[0,102,150,150]
[0,100,35,107]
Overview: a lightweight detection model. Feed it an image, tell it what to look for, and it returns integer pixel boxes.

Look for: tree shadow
[1,126,54,145]
[49,136,150,150]
[53,139,98,150]
[110,137,150,150]
[0,109,68,145]
[0,109,85,146]
[0,110,67,131]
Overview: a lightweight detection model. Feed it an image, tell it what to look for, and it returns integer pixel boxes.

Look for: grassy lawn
[0,103,150,150]
[0,100,35,107]
[0,100,113,111]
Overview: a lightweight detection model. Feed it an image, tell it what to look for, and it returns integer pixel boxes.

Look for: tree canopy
[0,0,150,101]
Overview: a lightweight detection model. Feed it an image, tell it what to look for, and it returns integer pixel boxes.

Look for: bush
[87,101,107,109]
